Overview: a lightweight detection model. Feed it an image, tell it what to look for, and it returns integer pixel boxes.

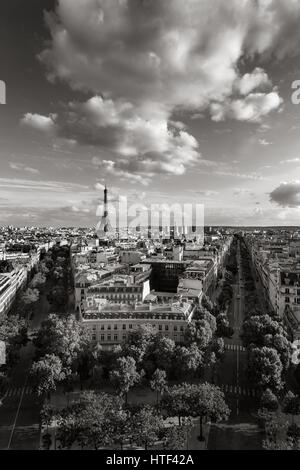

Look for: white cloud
[211,91,282,122]
[277,207,300,221]
[9,162,40,175]
[234,68,271,96]
[94,182,105,191]
[258,138,271,146]
[215,170,267,180]
[20,0,300,185]
[280,158,300,164]
[233,188,255,196]
[39,0,299,111]
[62,96,200,177]
[21,113,57,133]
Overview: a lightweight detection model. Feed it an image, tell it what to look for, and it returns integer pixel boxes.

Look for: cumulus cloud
[59,95,200,179]
[21,113,57,133]
[39,0,297,108]
[270,181,300,207]
[234,68,271,96]
[210,92,282,122]
[23,0,300,181]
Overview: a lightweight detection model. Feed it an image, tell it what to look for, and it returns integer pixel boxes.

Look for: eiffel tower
[96,185,114,239]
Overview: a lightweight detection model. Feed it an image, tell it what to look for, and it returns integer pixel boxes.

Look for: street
[0,280,52,449]
[207,239,264,449]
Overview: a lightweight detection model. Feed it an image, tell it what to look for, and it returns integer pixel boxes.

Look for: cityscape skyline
[1,1,300,227]
[2,1,300,454]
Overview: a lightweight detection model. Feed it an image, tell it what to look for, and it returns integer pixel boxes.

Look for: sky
[1,0,300,227]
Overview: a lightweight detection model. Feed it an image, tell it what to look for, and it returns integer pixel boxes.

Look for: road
[0,282,52,450]
[207,239,264,450]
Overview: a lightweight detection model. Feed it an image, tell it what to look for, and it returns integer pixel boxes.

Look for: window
[180,325,184,331]
[107,335,111,341]
[122,334,126,340]
[174,334,178,340]
[92,325,96,330]
[100,334,104,341]
[101,325,104,330]
[107,325,111,330]
[174,325,177,331]
[165,325,169,331]
[122,324,126,330]
[129,324,133,329]
[114,334,118,341]
[285,288,290,294]
[114,324,118,330]
[285,297,290,303]
[159,325,162,331]
[92,334,96,341]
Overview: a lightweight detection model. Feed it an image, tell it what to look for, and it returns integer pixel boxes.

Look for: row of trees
[0,314,28,395]
[41,382,230,450]
[43,246,71,313]
[109,315,225,385]
[29,310,226,403]
[208,238,237,334]
[239,239,292,396]
[30,314,91,397]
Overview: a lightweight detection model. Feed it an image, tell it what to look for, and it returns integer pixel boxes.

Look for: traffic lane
[207,396,263,450]
[0,394,22,449]
[0,392,41,450]
[9,393,42,450]
[217,349,248,388]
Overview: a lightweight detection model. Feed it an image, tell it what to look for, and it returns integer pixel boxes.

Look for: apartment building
[81,298,195,347]
[245,235,300,340]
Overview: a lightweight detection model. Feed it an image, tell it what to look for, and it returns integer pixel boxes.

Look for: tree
[287,423,300,443]
[161,383,193,425]
[76,343,102,387]
[210,336,225,359]
[110,356,142,403]
[34,314,90,368]
[173,343,203,379]
[0,315,27,368]
[282,391,300,424]
[122,324,156,364]
[260,388,279,412]
[161,422,191,450]
[21,287,39,306]
[143,335,175,377]
[40,403,55,433]
[248,347,283,392]
[30,354,67,398]
[55,391,125,450]
[150,369,168,406]
[188,383,230,441]
[241,314,287,348]
[128,405,164,450]
[216,313,234,338]
[185,319,213,349]
[31,272,46,289]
